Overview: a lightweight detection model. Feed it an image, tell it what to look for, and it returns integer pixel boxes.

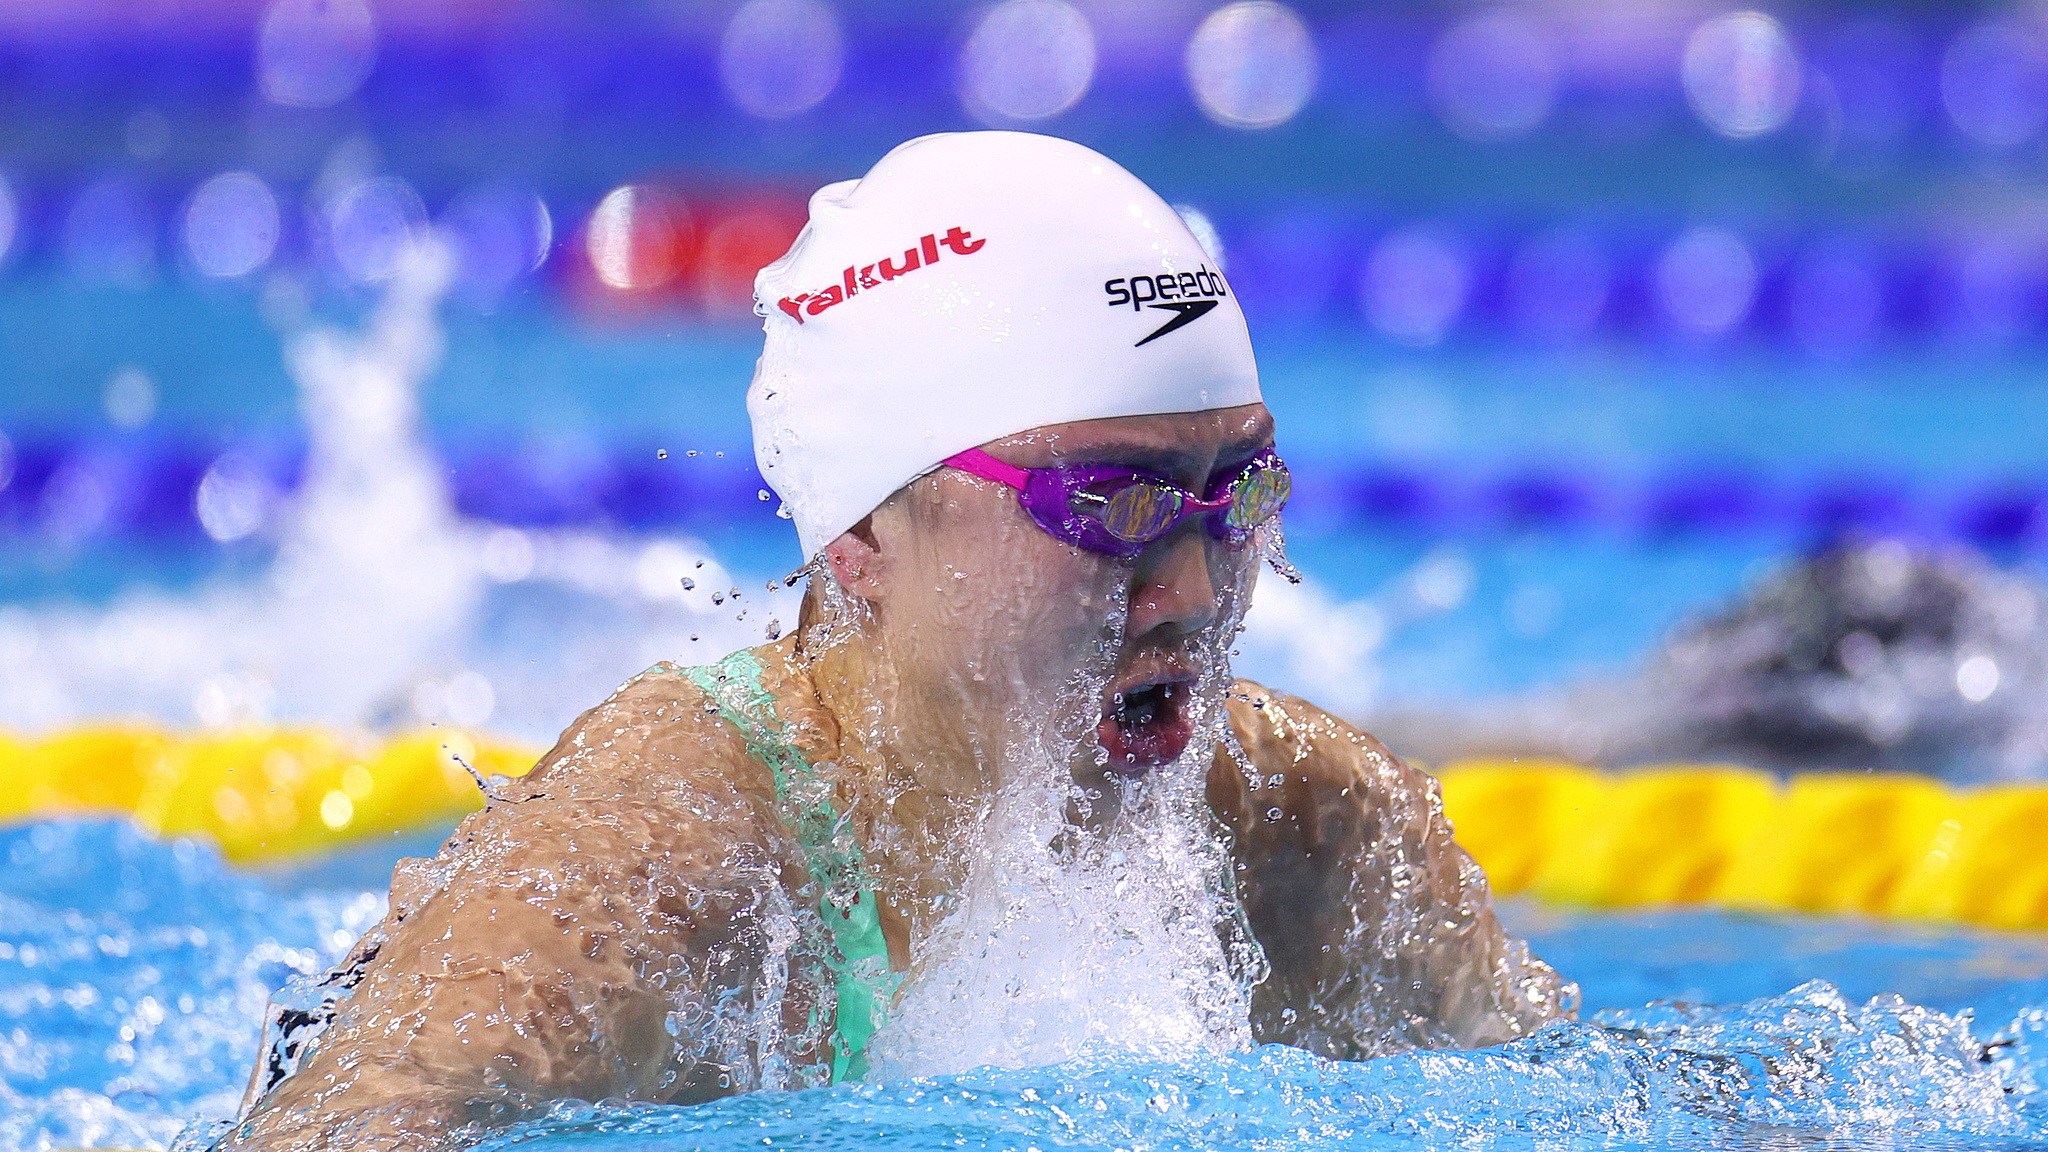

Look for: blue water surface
[10,283,2048,709]
[5,817,2048,1151]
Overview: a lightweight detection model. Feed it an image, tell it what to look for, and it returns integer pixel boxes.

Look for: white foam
[0,235,800,742]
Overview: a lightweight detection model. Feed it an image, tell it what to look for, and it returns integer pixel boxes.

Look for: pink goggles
[942,445,1291,560]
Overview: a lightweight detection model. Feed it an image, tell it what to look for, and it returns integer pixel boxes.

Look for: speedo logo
[777,226,985,323]
[1104,265,1228,346]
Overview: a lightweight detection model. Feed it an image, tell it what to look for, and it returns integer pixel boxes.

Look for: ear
[821,516,885,601]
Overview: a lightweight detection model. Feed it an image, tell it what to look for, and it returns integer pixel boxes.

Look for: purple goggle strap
[941,446,1255,559]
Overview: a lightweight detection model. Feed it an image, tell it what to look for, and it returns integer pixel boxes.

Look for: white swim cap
[749,130,1262,559]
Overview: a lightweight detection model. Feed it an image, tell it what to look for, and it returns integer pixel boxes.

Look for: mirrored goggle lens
[1224,463,1291,529]
[1100,482,1185,542]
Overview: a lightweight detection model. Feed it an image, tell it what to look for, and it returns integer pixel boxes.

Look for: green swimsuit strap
[681,649,899,1084]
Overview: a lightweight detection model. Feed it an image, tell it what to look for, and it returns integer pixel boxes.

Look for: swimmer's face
[823,402,1274,782]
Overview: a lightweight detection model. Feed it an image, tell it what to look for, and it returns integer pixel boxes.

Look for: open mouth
[1096,675,1195,775]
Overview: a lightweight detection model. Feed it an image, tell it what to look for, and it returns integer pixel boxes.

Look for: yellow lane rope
[1439,760,2048,932]
[0,727,538,863]
[4,729,2046,931]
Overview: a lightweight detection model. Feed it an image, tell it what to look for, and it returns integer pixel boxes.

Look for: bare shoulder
[1210,678,1577,1055]
[390,658,798,946]
[510,660,773,823]
[364,666,766,908]
[1211,678,1440,830]
[240,660,808,1135]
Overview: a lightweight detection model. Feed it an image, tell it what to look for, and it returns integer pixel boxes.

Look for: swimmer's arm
[223,671,784,1150]
[220,834,710,1151]
[1210,681,1578,1059]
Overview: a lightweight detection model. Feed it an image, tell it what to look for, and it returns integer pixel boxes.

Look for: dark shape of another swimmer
[1638,537,2048,780]
[1380,537,2048,782]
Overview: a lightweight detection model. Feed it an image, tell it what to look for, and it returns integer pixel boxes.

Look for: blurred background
[4,0,2047,779]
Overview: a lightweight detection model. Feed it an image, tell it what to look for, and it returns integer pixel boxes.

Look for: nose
[1126,529,1220,640]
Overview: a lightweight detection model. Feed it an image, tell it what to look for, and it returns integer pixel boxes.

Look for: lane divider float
[4,729,2045,930]
[0,727,537,863]
[1439,760,2048,931]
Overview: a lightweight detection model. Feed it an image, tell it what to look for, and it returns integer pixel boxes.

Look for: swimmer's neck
[780,630,1001,936]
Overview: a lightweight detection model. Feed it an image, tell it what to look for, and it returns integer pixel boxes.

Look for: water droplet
[656,448,668,459]
[1263,806,1284,822]
[680,577,695,591]
[758,489,773,501]
[686,449,699,457]
[765,617,782,640]
[711,592,725,605]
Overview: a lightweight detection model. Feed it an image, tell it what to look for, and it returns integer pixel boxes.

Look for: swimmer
[222,132,1576,1150]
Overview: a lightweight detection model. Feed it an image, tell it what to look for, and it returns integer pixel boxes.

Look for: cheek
[918,502,1126,670]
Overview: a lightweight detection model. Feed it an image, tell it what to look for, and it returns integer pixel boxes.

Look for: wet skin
[226,404,1575,1151]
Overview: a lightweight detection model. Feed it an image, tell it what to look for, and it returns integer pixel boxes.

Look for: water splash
[0,235,801,743]
[792,508,1267,1079]
[0,817,2041,1151]
[468,983,2048,1151]
[868,702,1259,1076]
[0,819,383,1151]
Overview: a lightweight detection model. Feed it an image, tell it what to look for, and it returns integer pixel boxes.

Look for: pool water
[9,276,2048,744]
[6,247,2048,1152]
[5,816,2047,1152]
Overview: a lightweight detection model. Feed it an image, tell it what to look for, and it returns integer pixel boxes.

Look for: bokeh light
[63,176,155,287]
[443,670,497,727]
[1940,19,2048,151]
[1427,8,1560,142]
[183,172,281,279]
[327,176,426,284]
[1656,226,1757,336]
[1506,227,1609,343]
[1185,1,1317,130]
[1943,238,2044,348]
[257,0,378,109]
[719,0,844,120]
[195,452,277,543]
[442,184,552,302]
[1362,226,1470,347]
[102,366,157,430]
[697,207,804,317]
[958,0,1097,124]
[38,447,126,544]
[1682,11,1802,139]
[585,184,694,292]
